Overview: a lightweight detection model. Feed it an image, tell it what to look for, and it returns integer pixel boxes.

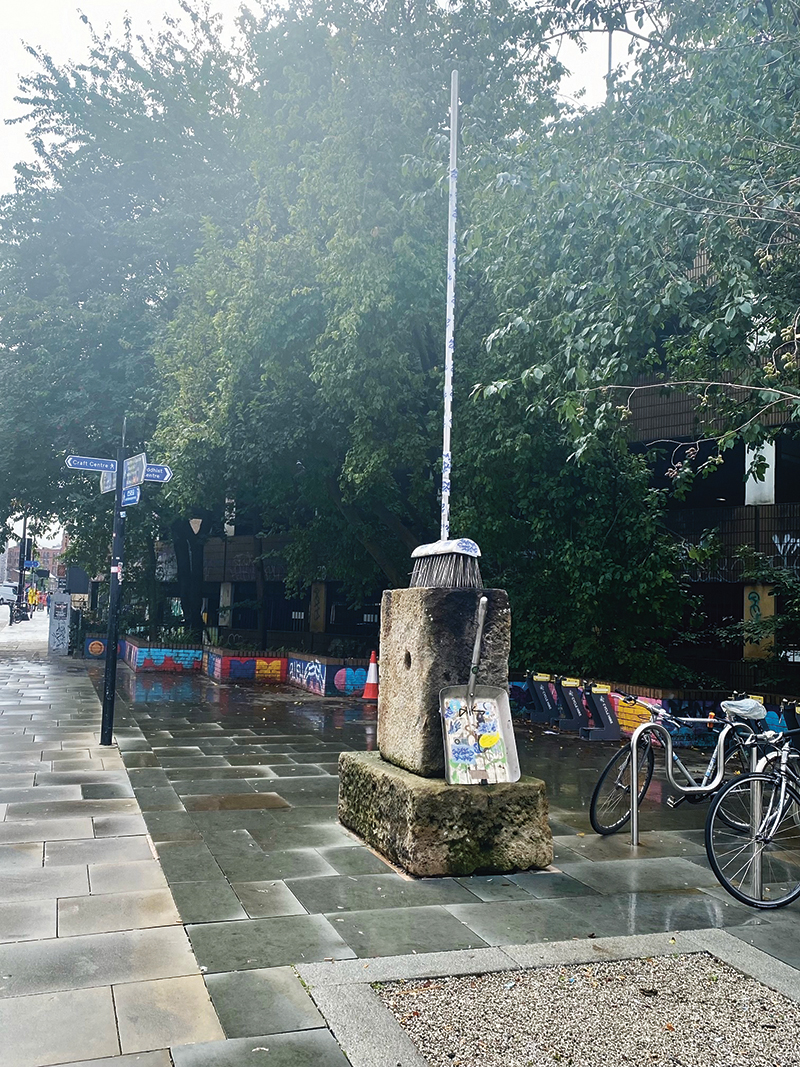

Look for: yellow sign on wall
[743,584,774,660]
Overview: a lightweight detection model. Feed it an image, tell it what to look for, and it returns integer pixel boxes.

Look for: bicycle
[705,708,800,909]
[589,695,769,836]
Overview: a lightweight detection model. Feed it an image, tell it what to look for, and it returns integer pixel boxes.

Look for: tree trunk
[171,518,205,637]
[144,534,161,642]
[326,479,407,588]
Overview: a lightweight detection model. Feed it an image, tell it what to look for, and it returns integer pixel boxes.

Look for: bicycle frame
[630,720,740,845]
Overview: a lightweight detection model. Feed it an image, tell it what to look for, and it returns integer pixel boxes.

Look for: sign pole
[100,422,127,745]
[16,515,26,617]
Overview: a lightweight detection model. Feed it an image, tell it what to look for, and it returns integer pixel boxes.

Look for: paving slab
[0,864,89,902]
[0,924,199,997]
[205,966,325,1037]
[327,904,489,958]
[0,984,119,1067]
[0,898,57,942]
[113,975,224,1053]
[186,914,356,971]
[169,1030,350,1067]
[45,835,152,866]
[170,880,248,923]
[58,888,181,936]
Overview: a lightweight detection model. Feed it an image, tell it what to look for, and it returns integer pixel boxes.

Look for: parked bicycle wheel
[706,773,800,908]
[710,737,757,831]
[589,742,655,835]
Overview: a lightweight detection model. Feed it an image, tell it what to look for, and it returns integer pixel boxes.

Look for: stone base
[338,751,553,877]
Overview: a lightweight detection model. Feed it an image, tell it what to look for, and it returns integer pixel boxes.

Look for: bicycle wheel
[711,739,757,832]
[706,773,800,908]
[589,742,655,835]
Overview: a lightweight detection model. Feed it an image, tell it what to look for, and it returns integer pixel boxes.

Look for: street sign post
[144,463,173,483]
[64,436,173,746]
[123,453,147,489]
[66,456,117,472]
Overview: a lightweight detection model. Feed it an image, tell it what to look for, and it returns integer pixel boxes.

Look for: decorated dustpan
[439,596,520,785]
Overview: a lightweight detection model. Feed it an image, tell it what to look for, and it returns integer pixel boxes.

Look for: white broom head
[411,538,481,560]
[409,538,483,589]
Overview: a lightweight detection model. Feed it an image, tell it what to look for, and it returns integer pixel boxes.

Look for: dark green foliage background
[3,0,799,681]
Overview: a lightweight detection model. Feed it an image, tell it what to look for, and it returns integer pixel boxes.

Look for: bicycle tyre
[589,743,655,835]
[705,772,800,909]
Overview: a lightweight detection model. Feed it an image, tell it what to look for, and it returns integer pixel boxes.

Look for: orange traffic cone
[362,650,379,700]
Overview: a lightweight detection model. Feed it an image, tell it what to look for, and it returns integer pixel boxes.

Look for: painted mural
[204,651,287,683]
[288,655,326,695]
[120,640,202,673]
[333,666,367,695]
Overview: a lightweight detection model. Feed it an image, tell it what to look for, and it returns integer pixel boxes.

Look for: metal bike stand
[749,744,762,900]
[630,720,735,846]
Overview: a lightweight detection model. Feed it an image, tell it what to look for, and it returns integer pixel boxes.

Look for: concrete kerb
[297,928,800,1067]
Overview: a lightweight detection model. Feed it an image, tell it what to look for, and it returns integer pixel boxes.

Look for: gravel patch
[377,953,800,1066]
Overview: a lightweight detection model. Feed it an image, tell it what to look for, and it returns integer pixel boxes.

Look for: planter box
[121,638,203,673]
[203,648,288,683]
[288,653,370,696]
[84,634,111,659]
[200,647,370,694]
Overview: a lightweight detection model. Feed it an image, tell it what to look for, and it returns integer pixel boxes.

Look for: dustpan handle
[466,596,488,709]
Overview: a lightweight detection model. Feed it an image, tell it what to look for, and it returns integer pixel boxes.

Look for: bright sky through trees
[0,1,611,194]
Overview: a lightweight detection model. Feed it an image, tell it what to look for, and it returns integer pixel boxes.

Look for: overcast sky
[0,2,612,194]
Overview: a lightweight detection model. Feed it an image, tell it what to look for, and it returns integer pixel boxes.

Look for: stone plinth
[338,751,552,877]
[377,588,510,778]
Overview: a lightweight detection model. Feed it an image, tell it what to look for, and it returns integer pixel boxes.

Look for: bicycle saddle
[720,697,767,721]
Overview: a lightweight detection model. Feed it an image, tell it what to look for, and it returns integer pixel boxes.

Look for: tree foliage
[5,0,789,679]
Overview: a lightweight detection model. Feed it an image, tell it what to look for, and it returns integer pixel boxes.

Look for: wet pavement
[1,613,799,1066]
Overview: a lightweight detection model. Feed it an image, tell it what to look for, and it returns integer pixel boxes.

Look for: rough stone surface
[377,588,510,777]
[337,751,552,877]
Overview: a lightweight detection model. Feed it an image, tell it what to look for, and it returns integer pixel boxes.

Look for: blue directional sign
[66,456,117,472]
[121,486,141,507]
[144,464,173,483]
[99,470,116,494]
[123,453,147,490]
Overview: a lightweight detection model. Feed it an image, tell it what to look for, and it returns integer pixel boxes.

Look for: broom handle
[467,595,488,711]
[441,69,458,541]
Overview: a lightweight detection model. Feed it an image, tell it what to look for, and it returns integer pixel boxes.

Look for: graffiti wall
[332,666,368,695]
[204,651,287,683]
[84,635,113,659]
[120,640,203,673]
[288,655,327,695]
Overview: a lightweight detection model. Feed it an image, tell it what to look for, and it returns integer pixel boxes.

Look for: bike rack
[629,719,737,846]
[528,673,560,725]
[581,683,621,742]
[555,676,590,733]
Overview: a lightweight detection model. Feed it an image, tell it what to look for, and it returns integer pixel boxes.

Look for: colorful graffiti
[333,666,367,695]
[204,651,287,683]
[84,636,122,659]
[288,656,326,695]
[120,641,202,673]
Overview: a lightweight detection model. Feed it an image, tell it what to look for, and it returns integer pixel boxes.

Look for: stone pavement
[1,613,799,1067]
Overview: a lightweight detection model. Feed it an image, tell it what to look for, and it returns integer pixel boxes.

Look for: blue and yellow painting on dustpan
[443,696,512,784]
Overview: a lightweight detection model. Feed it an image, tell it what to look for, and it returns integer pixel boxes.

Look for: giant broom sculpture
[410,70,483,590]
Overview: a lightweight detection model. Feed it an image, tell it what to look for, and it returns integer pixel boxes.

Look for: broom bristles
[410,553,483,589]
